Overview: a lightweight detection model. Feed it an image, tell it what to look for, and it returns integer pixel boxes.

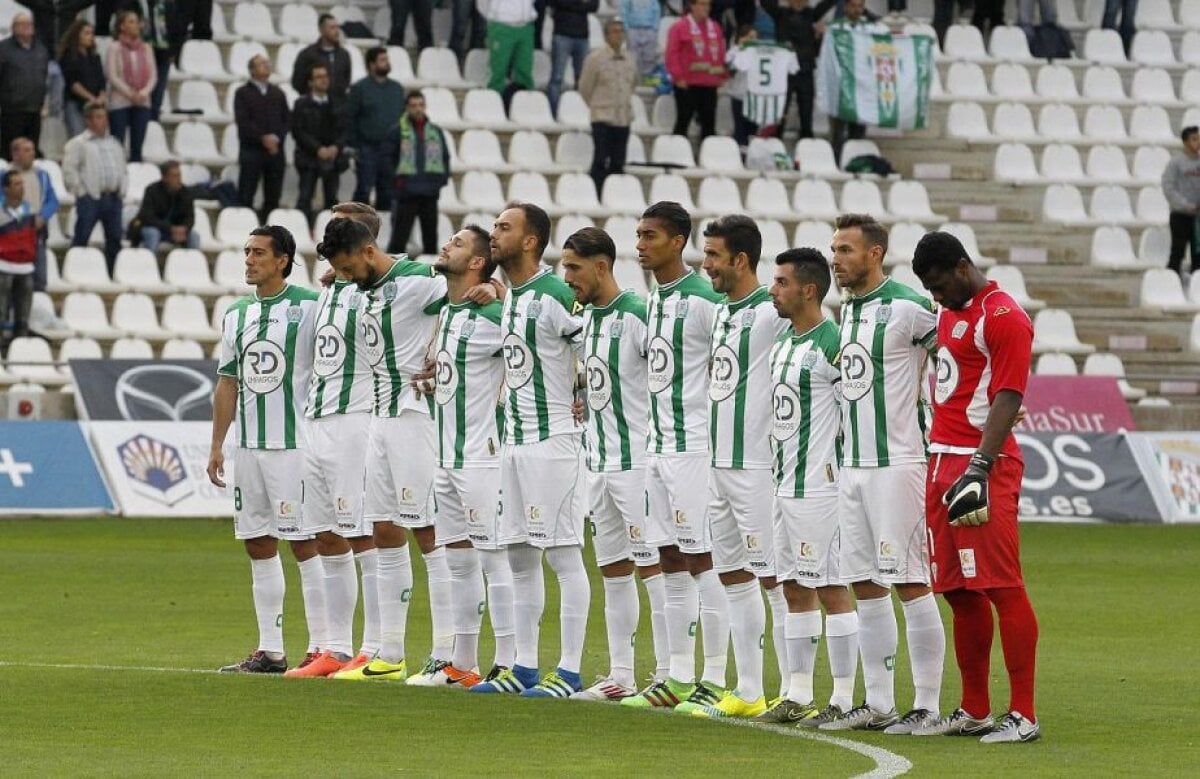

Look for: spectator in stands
[618,0,660,81]
[579,18,637,193]
[135,0,173,121]
[664,0,727,139]
[386,90,449,256]
[63,103,126,274]
[449,0,487,58]
[1102,0,1137,56]
[971,0,1004,37]
[292,14,352,102]
[389,0,433,49]
[483,0,537,99]
[0,12,50,159]
[167,0,214,52]
[132,160,198,253]
[1017,0,1057,26]
[104,10,156,163]
[821,0,880,160]
[1162,125,1200,281]
[0,170,37,341]
[58,20,106,140]
[761,0,831,139]
[349,47,406,213]
[547,0,599,113]
[293,64,349,226]
[9,137,57,293]
[234,55,291,222]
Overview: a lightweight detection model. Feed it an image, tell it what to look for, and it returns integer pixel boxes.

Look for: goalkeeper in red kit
[909,231,1041,744]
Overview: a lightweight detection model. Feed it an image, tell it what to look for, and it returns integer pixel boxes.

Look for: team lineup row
[206,198,1041,744]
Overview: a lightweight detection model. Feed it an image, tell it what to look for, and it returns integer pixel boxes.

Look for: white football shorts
[773,493,841,587]
[303,412,370,537]
[233,448,310,541]
[643,453,711,554]
[838,463,930,586]
[434,466,502,550]
[364,410,436,528]
[709,467,776,578]
[498,434,585,549]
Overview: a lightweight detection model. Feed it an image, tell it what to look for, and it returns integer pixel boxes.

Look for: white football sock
[602,573,638,688]
[479,548,515,668]
[766,586,789,697]
[825,610,859,711]
[447,546,484,671]
[663,570,698,683]
[422,547,455,662]
[785,610,821,705]
[296,555,327,654]
[546,545,590,675]
[376,546,414,664]
[640,572,671,679]
[355,548,381,656]
[507,543,544,670]
[696,569,730,688]
[250,556,285,654]
[902,593,945,715]
[322,551,357,658]
[725,580,766,701]
[857,594,898,714]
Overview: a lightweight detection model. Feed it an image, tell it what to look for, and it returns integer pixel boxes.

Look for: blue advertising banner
[0,422,114,515]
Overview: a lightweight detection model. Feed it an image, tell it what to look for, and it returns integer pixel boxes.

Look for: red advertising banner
[1013,376,1136,434]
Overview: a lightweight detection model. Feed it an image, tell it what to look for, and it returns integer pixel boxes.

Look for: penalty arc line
[0,661,911,777]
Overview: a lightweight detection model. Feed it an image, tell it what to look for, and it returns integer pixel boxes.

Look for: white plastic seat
[172,79,230,124]
[509,130,556,173]
[462,89,513,131]
[651,94,676,132]
[215,207,261,249]
[1082,65,1126,102]
[754,220,789,262]
[140,122,171,164]
[792,179,840,221]
[1083,353,1147,400]
[1090,185,1136,224]
[1038,103,1082,141]
[944,24,990,61]
[1082,29,1127,64]
[989,25,1034,60]
[279,3,320,40]
[1131,68,1179,105]
[113,292,172,340]
[1032,308,1094,354]
[461,48,488,86]
[177,40,233,82]
[603,216,640,259]
[192,209,224,253]
[649,174,698,213]
[1035,352,1078,375]
[1035,64,1079,101]
[889,263,925,296]
[264,209,315,254]
[417,47,465,86]
[946,62,990,98]
[161,338,205,359]
[113,248,172,294]
[986,265,1045,310]
[1130,105,1175,144]
[460,171,507,213]
[62,292,121,338]
[650,135,696,169]
[173,121,230,166]
[612,259,649,296]
[61,247,121,293]
[1086,145,1132,184]
[509,90,558,131]
[1137,186,1169,224]
[1083,105,1127,143]
[556,91,592,131]
[1138,226,1171,266]
[601,174,648,216]
[697,176,744,216]
[839,180,889,221]
[990,63,1034,100]
[164,294,223,341]
[698,137,745,176]
[554,172,602,216]
[745,178,791,219]
[232,2,285,43]
[164,249,223,295]
[506,171,554,210]
[1130,30,1177,67]
[226,41,270,80]
[109,337,154,359]
[888,181,945,222]
[1182,31,1200,67]
[458,129,508,172]
[839,139,881,170]
[1040,143,1085,183]
[991,102,1038,142]
[793,221,835,259]
[5,337,65,385]
[1043,184,1090,224]
[794,138,848,179]
[1136,0,1179,30]
[995,143,1040,183]
[422,87,464,129]
[1190,274,1200,305]
[629,93,653,134]
[555,132,593,170]
[886,222,926,264]
[1140,268,1198,312]
[1090,225,1140,267]
[210,295,240,331]
[547,214,595,260]
[942,222,995,266]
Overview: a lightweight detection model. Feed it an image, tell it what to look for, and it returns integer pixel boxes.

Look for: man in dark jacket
[761,0,840,139]
[133,159,198,253]
[292,64,349,225]
[234,55,291,221]
[547,0,598,112]
[291,13,352,101]
[389,0,433,49]
[348,47,405,212]
[0,12,50,158]
[386,91,449,256]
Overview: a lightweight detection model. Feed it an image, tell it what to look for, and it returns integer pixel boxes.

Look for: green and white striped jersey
[581,290,649,473]
[646,271,724,456]
[709,286,789,469]
[218,284,320,450]
[837,277,937,468]
[731,43,799,128]
[360,258,447,418]
[433,300,505,469]
[306,280,373,420]
[770,319,842,498]
[500,268,584,444]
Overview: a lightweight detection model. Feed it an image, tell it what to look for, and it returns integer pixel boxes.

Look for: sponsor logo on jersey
[934,346,959,405]
[278,500,297,516]
[741,309,756,327]
[382,281,398,301]
[461,318,475,338]
[401,487,414,501]
[313,324,347,377]
[646,336,676,394]
[434,349,458,406]
[876,304,892,323]
[286,305,303,323]
[527,300,542,319]
[610,320,624,338]
[708,344,740,402]
[584,354,613,411]
[502,334,535,389]
[951,320,968,340]
[801,351,818,369]
[839,342,874,402]
[242,340,287,394]
[771,382,802,442]
[993,306,1010,316]
[676,299,689,317]
[673,509,687,526]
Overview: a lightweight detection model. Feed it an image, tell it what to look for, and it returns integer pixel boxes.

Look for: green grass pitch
[2,519,1197,776]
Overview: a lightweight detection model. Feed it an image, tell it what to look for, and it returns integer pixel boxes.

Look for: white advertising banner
[88,422,235,518]
[1128,433,1200,524]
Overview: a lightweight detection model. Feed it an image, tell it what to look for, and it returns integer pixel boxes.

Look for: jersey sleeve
[982,303,1034,396]
[909,300,938,354]
[217,309,238,377]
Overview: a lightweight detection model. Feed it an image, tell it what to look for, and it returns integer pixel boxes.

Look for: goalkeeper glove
[943,452,994,527]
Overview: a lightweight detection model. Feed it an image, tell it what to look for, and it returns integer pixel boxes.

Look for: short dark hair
[834,213,888,256]
[563,226,616,266]
[365,45,387,66]
[911,230,971,277]
[331,201,381,238]
[159,159,181,177]
[641,201,692,242]
[1183,125,1199,143]
[462,223,496,280]
[406,89,425,104]
[308,63,328,81]
[318,12,336,28]
[776,247,831,301]
[83,101,107,117]
[250,225,297,278]
[506,200,551,259]
[702,214,762,270]
[316,217,376,261]
[3,169,21,188]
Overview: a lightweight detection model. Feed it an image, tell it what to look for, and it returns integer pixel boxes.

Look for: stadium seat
[44,248,72,293]
[546,214,595,261]
[279,3,320,40]
[173,80,230,124]
[140,122,172,164]
[946,62,990,99]
[438,179,464,214]
[1136,0,1179,29]
[173,121,230,166]
[460,171,507,213]
[1035,64,1079,101]
[1041,143,1086,183]
[995,143,1041,183]
[122,162,159,204]
[109,337,155,359]
[1083,353,1147,400]
[462,89,514,131]
[62,247,120,294]
[1190,274,1200,306]
[177,40,233,82]
[651,94,676,132]
[1082,29,1127,64]
[758,219,789,261]
[600,174,648,216]
[264,211,313,255]
[941,222,996,266]
[1130,105,1176,144]
[1090,225,1140,268]
[113,249,172,295]
[113,292,172,341]
[191,209,224,253]
[1090,185,1136,224]
[944,24,990,61]
[417,47,465,87]
[697,176,743,216]
[164,294,223,341]
[650,135,696,169]
[649,174,697,213]
[626,134,646,165]
[889,263,926,296]
[1083,105,1127,143]
[226,41,270,80]
[555,132,593,170]
[211,294,240,330]
[792,179,840,221]
[1137,186,1170,224]
[756,254,777,287]
[1086,145,1132,184]
[839,139,880,171]
[794,138,849,179]
[986,265,1045,310]
[422,87,464,129]
[990,62,1034,100]
[164,249,223,296]
[612,258,649,296]
[1130,30,1177,67]
[215,208,261,249]
[232,2,285,43]
[461,48,488,87]
[458,128,509,172]
[1038,103,1082,142]
[509,90,558,131]
[629,94,654,134]
[161,338,205,360]
[1131,68,1179,106]
[793,221,834,258]
[989,25,1035,61]
[1035,352,1078,375]
[532,49,552,90]
[991,102,1038,142]
[509,130,557,173]
[1032,309,1094,354]
[1138,225,1171,266]
[554,172,602,216]
[1082,65,1127,102]
[603,216,640,259]
[1192,314,1200,352]
[556,91,592,130]
[839,180,890,221]
[506,172,554,212]
[1182,31,1200,67]
[698,137,746,176]
[888,181,946,223]
[1140,268,1199,312]
[58,337,103,376]
[744,177,791,220]
[1043,184,1090,225]
[885,222,926,265]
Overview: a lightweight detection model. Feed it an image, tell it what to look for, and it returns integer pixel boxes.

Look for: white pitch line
[0,661,912,777]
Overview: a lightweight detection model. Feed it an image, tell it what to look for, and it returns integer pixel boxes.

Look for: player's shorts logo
[434,349,458,406]
[745,533,760,551]
[934,346,959,405]
[502,334,535,389]
[708,344,740,402]
[278,500,297,517]
[241,340,287,395]
[401,487,414,501]
[646,336,675,394]
[798,541,814,559]
[628,524,643,542]
[584,355,613,411]
[839,342,874,402]
[771,381,802,442]
[959,548,977,578]
[313,324,347,377]
[360,313,385,366]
